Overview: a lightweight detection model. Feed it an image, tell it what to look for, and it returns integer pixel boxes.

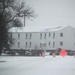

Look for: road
[0,56,75,75]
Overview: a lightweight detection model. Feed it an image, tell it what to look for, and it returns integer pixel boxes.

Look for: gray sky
[20,0,75,27]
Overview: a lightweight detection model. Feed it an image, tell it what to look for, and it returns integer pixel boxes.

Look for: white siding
[55,26,75,50]
[10,26,75,51]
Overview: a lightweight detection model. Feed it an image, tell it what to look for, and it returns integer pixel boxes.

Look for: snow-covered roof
[9,25,73,33]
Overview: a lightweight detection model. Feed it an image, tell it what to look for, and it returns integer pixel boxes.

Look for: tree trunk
[0,43,3,56]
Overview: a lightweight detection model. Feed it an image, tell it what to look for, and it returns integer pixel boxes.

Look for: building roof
[9,25,74,33]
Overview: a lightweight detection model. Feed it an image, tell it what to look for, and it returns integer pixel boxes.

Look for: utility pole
[24,14,25,27]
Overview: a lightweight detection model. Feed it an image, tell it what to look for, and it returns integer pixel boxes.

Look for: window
[49,42,50,46]
[26,33,27,39]
[40,33,42,39]
[30,33,31,39]
[18,42,20,47]
[60,42,63,46]
[53,33,55,39]
[18,34,20,39]
[44,33,46,39]
[26,42,27,47]
[60,33,63,37]
[53,41,55,47]
[49,33,51,37]
[30,42,31,47]
[53,41,55,45]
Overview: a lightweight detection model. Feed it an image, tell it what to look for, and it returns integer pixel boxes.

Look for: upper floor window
[26,33,27,39]
[44,33,46,39]
[49,33,51,37]
[18,33,20,39]
[53,33,55,39]
[30,33,31,39]
[40,33,42,39]
[60,33,63,37]
[60,42,63,46]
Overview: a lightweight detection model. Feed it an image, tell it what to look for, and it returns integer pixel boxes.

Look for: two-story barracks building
[8,25,75,55]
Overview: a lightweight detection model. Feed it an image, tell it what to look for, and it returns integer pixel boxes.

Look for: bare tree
[0,0,36,55]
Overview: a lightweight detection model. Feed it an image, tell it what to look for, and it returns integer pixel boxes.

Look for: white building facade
[9,25,75,51]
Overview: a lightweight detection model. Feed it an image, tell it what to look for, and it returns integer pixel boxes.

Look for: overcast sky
[19,0,75,27]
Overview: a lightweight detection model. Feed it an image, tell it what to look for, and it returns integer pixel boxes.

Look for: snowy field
[0,56,75,75]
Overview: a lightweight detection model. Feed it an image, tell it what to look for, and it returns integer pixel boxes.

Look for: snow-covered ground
[0,56,75,75]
